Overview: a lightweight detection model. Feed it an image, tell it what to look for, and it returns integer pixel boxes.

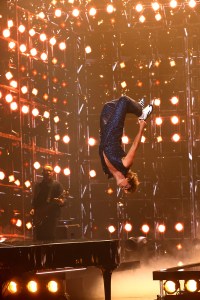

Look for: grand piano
[0,238,120,300]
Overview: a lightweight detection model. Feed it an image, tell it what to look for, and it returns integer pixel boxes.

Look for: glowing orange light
[9,41,16,49]
[155,117,162,125]
[175,222,184,232]
[10,80,18,88]
[72,8,80,17]
[88,137,96,146]
[30,48,37,56]
[5,94,13,103]
[54,166,61,173]
[33,161,41,169]
[63,168,70,176]
[29,28,36,36]
[32,108,39,116]
[10,102,18,111]
[21,86,28,94]
[141,224,150,234]
[18,24,25,33]
[55,8,62,17]
[40,33,47,42]
[21,105,29,114]
[50,37,57,46]
[124,222,132,232]
[171,116,179,125]
[41,52,47,60]
[107,4,114,13]
[158,224,166,233]
[135,3,143,12]
[59,42,66,50]
[0,171,5,180]
[89,7,97,16]
[152,2,160,11]
[122,135,129,144]
[170,96,179,105]
[19,44,27,53]
[171,133,180,142]
[5,71,13,80]
[3,29,10,38]
[108,225,116,233]
[89,170,96,177]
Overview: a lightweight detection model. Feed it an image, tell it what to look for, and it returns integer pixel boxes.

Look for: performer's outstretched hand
[138,119,147,131]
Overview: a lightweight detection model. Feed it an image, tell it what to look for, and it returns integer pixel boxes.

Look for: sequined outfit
[99,96,142,178]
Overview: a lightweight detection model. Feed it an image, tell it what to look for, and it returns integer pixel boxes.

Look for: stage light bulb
[141,224,150,233]
[16,219,22,227]
[29,28,36,36]
[52,58,58,65]
[155,13,162,21]
[139,15,146,23]
[32,108,39,116]
[8,175,15,182]
[54,165,61,173]
[157,136,162,142]
[10,102,18,111]
[170,96,179,105]
[8,19,14,27]
[121,81,127,88]
[0,171,5,180]
[55,8,62,17]
[27,281,38,293]
[108,225,116,233]
[106,188,114,195]
[54,134,60,141]
[171,116,179,124]
[26,222,32,229]
[63,168,70,176]
[89,7,97,16]
[50,37,57,46]
[22,105,29,114]
[9,41,16,49]
[120,62,126,68]
[175,222,184,232]
[5,71,13,80]
[135,3,143,12]
[14,179,20,186]
[40,33,47,42]
[89,170,96,177]
[185,280,198,292]
[24,180,31,188]
[3,29,10,38]
[54,116,60,123]
[170,59,176,67]
[124,223,132,232]
[158,224,166,233]
[72,8,80,17]
[10,80,18,88]
[21,86,28,94]
[43,111,50,118]
[41,52,47,60]
[164,280,178,294]
[7,281,17,294]
[107,4,114,13]
[154,98,161,106]
[155,117,162,125]
[32,88,38,96]
[188,0,196,7]
[88,137,96,146]
[59,42,66,50]
[122,135,129,144]
[18,24,25,33]
[33,161,40,169]
[85,46,92,54]
[38,11,45,19]
[171,133,180,142]
[151,2,160,11]
[47,281,58,293]
[20,44,26,53]
[170,0,177,8]
[141,135,146,143]
[5,94,13,103]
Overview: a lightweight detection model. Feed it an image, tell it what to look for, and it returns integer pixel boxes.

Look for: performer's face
[118,178,131,193]
[43,168,54,180]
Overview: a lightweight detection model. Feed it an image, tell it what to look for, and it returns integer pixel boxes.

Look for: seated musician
[30,165,65,241]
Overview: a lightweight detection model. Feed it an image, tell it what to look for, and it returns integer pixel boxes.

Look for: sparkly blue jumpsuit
[99,96,142,178]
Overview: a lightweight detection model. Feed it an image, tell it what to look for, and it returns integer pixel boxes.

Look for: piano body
[0,238,120,300]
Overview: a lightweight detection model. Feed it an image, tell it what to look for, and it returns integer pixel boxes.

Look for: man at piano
[30,164,65,241]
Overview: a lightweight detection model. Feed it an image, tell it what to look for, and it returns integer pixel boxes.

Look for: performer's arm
[122,120,146,168]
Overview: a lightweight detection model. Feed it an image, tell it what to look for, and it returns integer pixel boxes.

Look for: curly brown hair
[126,170,140,193]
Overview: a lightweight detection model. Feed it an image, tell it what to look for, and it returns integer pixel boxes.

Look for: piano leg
[101,268,113,300]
